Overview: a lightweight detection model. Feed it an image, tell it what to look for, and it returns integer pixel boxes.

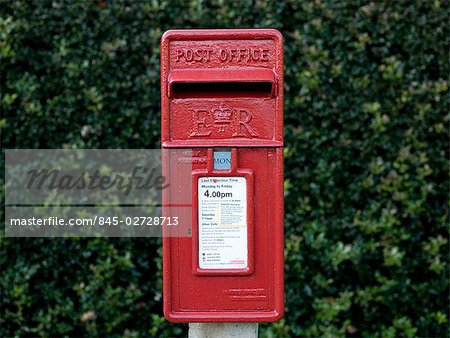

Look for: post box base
[164,309,284,323]
[189,323,258,338]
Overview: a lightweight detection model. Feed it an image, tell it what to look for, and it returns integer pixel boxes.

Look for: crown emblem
[212,103,233,132]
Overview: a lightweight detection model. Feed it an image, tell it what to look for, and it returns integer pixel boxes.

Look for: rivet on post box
[161,29,284,322]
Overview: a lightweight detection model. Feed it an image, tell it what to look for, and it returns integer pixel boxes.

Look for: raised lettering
[190,109,212,137]
[233,109,259,137]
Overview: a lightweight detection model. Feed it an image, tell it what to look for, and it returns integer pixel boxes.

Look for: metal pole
[188,323,258,338]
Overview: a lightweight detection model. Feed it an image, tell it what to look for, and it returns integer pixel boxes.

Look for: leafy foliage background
[1,0,449,337]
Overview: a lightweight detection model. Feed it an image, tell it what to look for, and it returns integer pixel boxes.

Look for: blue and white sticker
[213,151,231,170]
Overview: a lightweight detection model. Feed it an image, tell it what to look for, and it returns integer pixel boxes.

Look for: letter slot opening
[172,81,273,98]
[168,68,276,98]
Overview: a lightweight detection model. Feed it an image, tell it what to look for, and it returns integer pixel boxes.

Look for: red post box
[161,29,284,322]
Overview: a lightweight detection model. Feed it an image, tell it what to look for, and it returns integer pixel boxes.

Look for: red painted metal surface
[161,29,284,322]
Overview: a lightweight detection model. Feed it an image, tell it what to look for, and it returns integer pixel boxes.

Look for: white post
[188,323,258,338]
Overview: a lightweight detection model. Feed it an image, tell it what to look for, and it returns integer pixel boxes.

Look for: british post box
[161,29,284,322]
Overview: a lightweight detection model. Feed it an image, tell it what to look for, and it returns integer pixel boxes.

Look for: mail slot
[161,29,284,322]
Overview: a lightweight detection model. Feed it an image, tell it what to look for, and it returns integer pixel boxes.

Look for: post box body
[161,29,284,322]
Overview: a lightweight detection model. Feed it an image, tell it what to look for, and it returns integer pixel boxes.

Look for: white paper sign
[198,177,247,269]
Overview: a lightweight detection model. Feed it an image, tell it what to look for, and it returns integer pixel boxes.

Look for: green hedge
[1,1,448,337]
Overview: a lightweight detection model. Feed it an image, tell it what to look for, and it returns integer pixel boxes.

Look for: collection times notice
[198,177,247,269]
